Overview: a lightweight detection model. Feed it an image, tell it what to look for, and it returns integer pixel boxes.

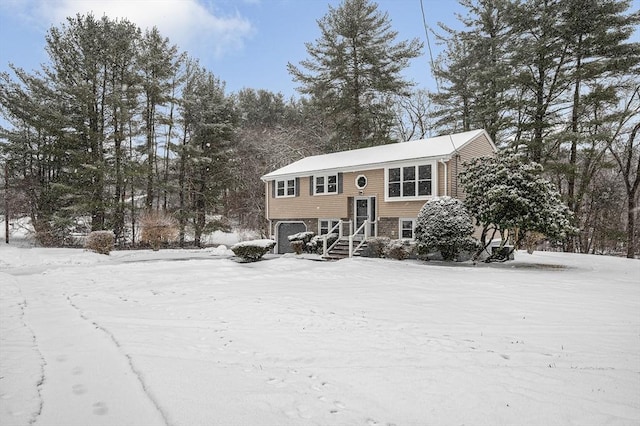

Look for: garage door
[276,222,307,254]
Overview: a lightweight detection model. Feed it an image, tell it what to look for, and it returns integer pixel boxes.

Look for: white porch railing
[321,219,376,258]
[348,219,372,257]
[322,220,346,256]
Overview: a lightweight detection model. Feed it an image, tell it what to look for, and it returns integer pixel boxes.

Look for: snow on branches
[415,196,478,261]
[459,148,576,261]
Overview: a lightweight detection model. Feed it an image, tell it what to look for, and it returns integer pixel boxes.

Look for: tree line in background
[431,0,639,257]
[0,0,638,257]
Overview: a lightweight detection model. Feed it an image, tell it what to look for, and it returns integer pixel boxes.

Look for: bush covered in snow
[460,148,576,262]
[287,231,338,254]
[361,237,414,260]
[288,231,315,254]
[309,233,338,254]
[231,239,276,262]
[363,237,391,258]
[85,231,115,255]
[384,239,413,260]
[415,197,478,262]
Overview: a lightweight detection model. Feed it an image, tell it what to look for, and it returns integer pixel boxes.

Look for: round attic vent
[355,175,367,190]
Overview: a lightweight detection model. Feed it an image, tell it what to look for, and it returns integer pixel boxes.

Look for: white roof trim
[261,129,494,181]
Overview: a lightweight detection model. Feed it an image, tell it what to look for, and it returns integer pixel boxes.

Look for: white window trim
[399,218,416,240]
[318,218,340,235]
[313,174,339,196]
[385,161,436,202]
[275,179,296,198]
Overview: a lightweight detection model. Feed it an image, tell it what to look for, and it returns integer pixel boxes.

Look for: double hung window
[276,179,296,197]
[400,219,415,239]
[387,164,432,199]
[314,175,338,195]
[319,219,340,235]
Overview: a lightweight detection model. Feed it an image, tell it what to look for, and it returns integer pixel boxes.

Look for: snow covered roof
[261,129,492,181]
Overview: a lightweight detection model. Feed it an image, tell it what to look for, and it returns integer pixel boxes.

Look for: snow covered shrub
[460,148,576,262]
[309,233,338,254]
[415,196,478,262]
[140,211,179,251]
[85,231,115,255]
[363,237,391,258]
[231,239,276,262]
[288,231,320,254]
[384,239,411,260]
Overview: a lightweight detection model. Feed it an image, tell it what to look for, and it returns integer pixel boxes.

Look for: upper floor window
[276,179,296,197]
[387,164,432,199]
[314,174,338,195]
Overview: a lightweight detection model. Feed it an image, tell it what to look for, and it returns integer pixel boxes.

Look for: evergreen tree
[180,66,237,247]
[508,0,571,163]
[459,147,576,261]
[102,19,141,244]
[0,68,73,244]
[430,34,476,134]
[288,0,422,151]
[431,0,513,142]
[558,0,639,247]
[138,27,181,210]
[45,14,114,231]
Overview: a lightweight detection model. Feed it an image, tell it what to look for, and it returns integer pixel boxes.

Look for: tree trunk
[627,195,636,258]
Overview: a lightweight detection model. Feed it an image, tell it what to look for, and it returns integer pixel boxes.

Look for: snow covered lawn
[1,246,639,426]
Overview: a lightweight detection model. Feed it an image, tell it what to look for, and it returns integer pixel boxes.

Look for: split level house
[261,129,497,256]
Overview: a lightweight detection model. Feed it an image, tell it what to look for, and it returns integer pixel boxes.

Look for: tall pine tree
[288,0,422,151]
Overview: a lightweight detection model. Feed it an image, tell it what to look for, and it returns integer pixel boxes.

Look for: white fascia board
[260,155,453,182]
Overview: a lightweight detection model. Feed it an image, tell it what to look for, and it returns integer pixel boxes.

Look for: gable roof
[261,129,494,181]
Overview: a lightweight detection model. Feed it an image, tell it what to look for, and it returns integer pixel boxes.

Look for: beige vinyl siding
[450,132,496,198]
[268,176,346,219]
[268,169,431,220]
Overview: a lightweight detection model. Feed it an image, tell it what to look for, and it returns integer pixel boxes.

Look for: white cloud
[14,0,255,57]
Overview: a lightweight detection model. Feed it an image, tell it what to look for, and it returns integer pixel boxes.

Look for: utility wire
[420,0,440,93]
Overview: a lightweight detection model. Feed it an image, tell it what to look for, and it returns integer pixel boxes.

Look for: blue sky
[0,0,468,97]
[0,0,638,99]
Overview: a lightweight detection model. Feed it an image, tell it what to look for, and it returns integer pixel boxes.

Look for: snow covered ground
[1,244,638,426]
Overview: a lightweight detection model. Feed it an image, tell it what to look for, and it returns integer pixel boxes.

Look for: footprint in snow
[92,401,108,415]
[285,405,312,419]
[267,378,286,388]
[72,384,87,395]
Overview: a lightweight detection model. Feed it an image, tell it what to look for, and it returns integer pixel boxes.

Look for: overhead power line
[420,0,440,94]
